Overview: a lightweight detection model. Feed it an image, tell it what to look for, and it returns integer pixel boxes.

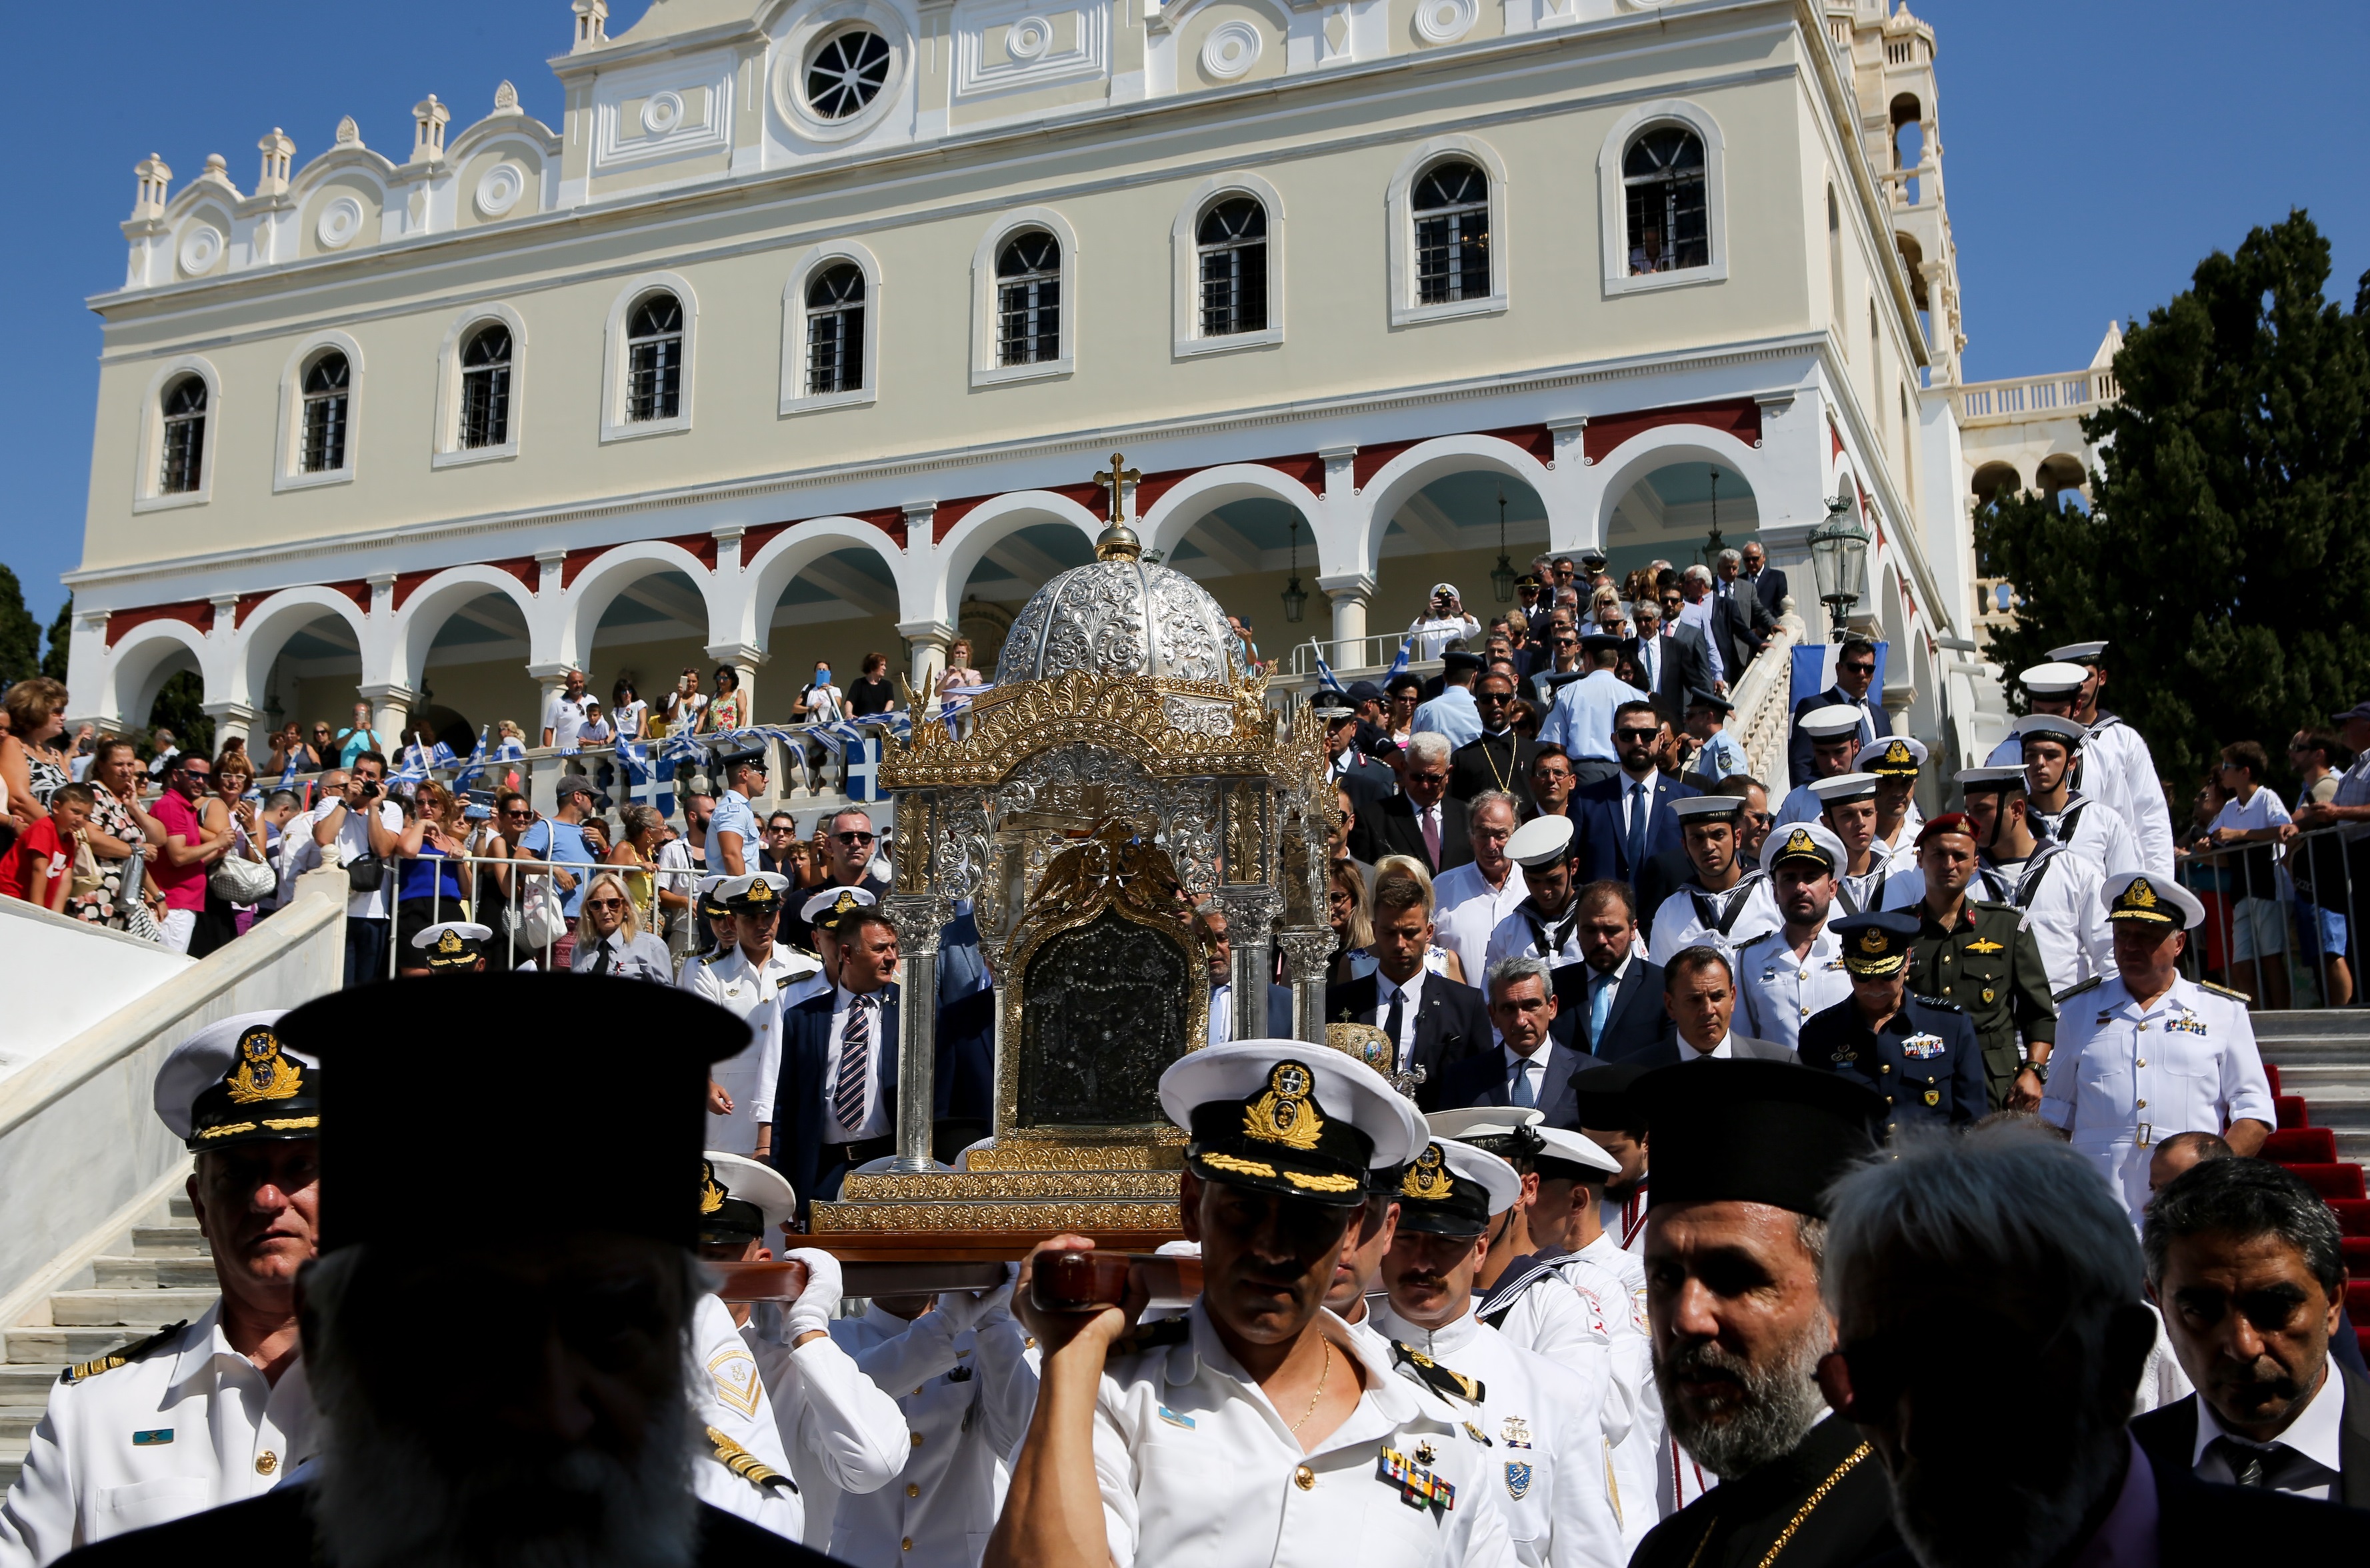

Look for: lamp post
[1805,493,1871,642]
[1490,488,1517,604]
[1281,514,1309,623]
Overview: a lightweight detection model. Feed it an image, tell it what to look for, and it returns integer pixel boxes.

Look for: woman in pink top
[149,753,231,954]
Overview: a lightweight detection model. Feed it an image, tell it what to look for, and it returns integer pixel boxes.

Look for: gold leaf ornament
[1241,1061,1325,1151]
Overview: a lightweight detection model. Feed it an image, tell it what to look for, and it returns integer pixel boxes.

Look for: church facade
[67,0,1985,771]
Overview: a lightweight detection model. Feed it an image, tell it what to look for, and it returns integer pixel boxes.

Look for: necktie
[1589,970,1615,1050]
[1625,781,1649,872]
[1383,986,1406,1068]
[1422,807,1442,867]
[1511,1057,1537,1107]
[833,995,871,1135]
[2210,1435,2307,1491]
[589,941,613,977]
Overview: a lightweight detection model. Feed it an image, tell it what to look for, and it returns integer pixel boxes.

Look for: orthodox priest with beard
[55,973,831,1568]
[1627,1059,1897,1568]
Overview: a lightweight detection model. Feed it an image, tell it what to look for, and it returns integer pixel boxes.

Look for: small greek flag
[449,727,491,792]
[1313,650,1345,693]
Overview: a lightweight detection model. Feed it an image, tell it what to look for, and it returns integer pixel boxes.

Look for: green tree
[41,595,71,681]
[0,566,39,690]
[1977,209,2370,790]
[149,670,215,760]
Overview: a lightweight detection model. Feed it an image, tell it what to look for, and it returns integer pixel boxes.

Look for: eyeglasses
[585,898,625,911]
[1614,727,1659,743]
[834,831,877,845]
[502,808,532,820]
[1840,661,1876,677]
[1552,636,1577,647]
[179,768,211,781]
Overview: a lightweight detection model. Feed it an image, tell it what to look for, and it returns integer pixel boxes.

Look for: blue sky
[2,0,2361,631]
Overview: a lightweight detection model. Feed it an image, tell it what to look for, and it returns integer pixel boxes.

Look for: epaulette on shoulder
[1391,1341,1486,1406]
[1969,897,2020,913]
[2053,975,2106,1005]
[1117,1314,1193,1356]
[60,1320,188,1385]
[2196,980,2253,1002]
[705,1425,797,1494]
[1911,994,1963,1013]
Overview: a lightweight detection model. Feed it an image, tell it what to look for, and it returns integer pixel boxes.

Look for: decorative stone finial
[573,0,609,51]
[335,116,361,147]
[494,79,519,111]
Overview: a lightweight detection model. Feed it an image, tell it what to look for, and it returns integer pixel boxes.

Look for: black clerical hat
[1632,1060,1883,1219]
[279,973,749,1253]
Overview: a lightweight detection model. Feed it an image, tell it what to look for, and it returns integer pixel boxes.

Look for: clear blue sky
[3,0,2361,633]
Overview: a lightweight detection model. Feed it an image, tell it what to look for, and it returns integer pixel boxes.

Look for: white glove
[786,1247,843,1341]
[935,1265,1017,1334]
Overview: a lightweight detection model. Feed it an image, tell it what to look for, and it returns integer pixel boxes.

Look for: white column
[203,701,261,754]
[357,682,416,745]
[65,610,115,735]
[900,618,955,701]
[1316,573,1373,669]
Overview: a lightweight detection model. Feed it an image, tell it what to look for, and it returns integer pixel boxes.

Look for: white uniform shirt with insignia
[1647,875,1778,965]
[1483,903,1587,973]
[1090,1301,1512,1568]
[1561,1234,1661,1555]
[828,1301,1036,1567]
[1735,926,1851,1055]
[736,1305,912,1546]
[692,1294,805,1542]
[1369,1303,1625,1568]
[2037,975,2277,1221]
[0,1303,318,1564]
[677,943,818,1153]
[1975,848,2113,996]
[2085,717,2177,878]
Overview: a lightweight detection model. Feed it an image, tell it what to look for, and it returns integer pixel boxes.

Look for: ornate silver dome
[994,523,1243,686]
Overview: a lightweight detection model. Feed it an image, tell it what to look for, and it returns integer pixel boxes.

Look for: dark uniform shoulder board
[705,1425,797,1494]
[1117,1314,1193,1356]
[1391,1341,1486,1405]
[1910,993,1964,1013]
[59,1321,188,1385]
[2053,975,2106,1005]
[1970,897,2019,912]
[2195,980,2251,1001]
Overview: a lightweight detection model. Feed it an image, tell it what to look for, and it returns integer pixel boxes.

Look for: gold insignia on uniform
[1199,1151,1278,1179]
[1415,1442,1438,1466]
[1784,828,1817,857]
[706,1425,795,1494]
[435,929,465,955]
[833,891,861,917]
[1967,937,2005,954]
[1285,1170,1361,1193]
[1401,1143,1456,1201]
[59,1321,188,1385]
[699,1161,727,1215]
[223,1027,303,1105]
[1923,1090,1939,1106]
[1391,1342,1486,1404]
[746,881,775,907]
[1881,740,1914,769]
[1243,1061,1325,1151]
[708,1349,762,1418]
[1858,929,1887,954]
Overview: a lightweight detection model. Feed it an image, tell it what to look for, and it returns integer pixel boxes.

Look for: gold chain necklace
[1682,1442,1871,1568]
[1289,1339,1336,1434]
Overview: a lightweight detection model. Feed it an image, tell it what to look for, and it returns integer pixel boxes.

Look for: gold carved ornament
[879,671,1281,789]
[224,1029,303,1106]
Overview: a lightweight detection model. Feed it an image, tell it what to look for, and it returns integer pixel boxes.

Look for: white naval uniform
[2029,792,2143,879]
[1368,1302,1626,1568]
[735,1307,913,1547]
[2037,975,2277,1222]
[1089,1301,1513,1568]
[1560,1235,1659,1555]
[829,1302,1037,1567]
[1733,927,1851,1056]
[0,1303,318,1565]
[1485,901,1586,973]
[693,1294,806,1541]
[1976,847,2113,997]
[1836,837,1920,917]
[1646,875,1778,965]
[678,941,820,1154]
[2085,715,2177,879]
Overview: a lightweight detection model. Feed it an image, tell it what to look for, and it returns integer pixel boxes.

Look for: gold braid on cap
[699,1161,727,1215]
[1401,1143,1456,1201]
[224,1028,303,1105]
[1242,1061,1325,1151]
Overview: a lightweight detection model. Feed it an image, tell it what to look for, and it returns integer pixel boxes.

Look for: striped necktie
[833,994,872,1135]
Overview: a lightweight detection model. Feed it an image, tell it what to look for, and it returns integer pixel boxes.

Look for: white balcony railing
[1955,369,2120,421]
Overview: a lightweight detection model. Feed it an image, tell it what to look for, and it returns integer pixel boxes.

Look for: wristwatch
[2023,1057,2049,1084]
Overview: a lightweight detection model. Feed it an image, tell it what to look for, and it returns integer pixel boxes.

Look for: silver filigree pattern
[995,557,1240,685]
[1160,696,1234,736]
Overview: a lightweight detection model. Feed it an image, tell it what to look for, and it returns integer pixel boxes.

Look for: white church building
[65,0,2005,779]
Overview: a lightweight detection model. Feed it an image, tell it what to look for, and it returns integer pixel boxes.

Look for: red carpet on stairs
[2265,1127,2337,1162]
[2258,1047,2370,1356]
[2276,1095,2307,1129]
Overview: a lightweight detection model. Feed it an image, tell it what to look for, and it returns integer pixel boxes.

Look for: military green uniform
[1905,898,2055,1109]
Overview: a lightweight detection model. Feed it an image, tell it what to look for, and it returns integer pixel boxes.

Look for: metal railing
[1954,369,2120,422]
[367,849,711,981]
[2176,823,2367,1010]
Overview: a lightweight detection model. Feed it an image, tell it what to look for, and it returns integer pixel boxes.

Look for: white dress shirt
[691,1294,805,1542]
[1207,982,1235,1047]
[823,985,893,1141]
[678,941,819,1153]
[1435,861,1529,984]
[2191,1366,2345,1500]
[1375,968,1429,1073]
[1677,1032,1737,1061]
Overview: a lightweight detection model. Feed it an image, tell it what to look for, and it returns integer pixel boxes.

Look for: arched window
[626,294,685,422]
[159,376,207,495]
[806,28,891,121]
[805,265,867,396]
[996,233,1061,367]
[1623,127,1707,275]
[299,352,351,473]
[1197,198,1267,338]
[1411,161,1489,305]
[459,325,513,449]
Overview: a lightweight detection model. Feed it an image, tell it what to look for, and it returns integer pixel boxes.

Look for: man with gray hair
[1817,1124,2370,1568]
[1355,731,1471,875]
[1437,956,1584,1127]
[2135,1157,2370,1503]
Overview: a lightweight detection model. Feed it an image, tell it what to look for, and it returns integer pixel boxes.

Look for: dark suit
[1355,793,1473,875]
[1857,1469,2370,1568]
[1325,971,1489,1109]
[1635,845,1695,933]
[775,984,905,1211]
[1626,631,1706,724]
[1436,1039,1587,1129]
[2132,1364,2370,1509]
[1704,591,1766,676]
[1619,1032,1797,1069]
[1449,730,1541,813]
[1739,565,1788,619]
[1787,687,1883,785]
[1550,957,1677,1060]
[1570,771,1701,885]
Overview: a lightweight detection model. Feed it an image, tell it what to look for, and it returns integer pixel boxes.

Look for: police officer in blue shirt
[1800,910,1986,1134]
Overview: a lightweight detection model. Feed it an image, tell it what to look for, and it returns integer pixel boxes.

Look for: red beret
[1915,813,1978,847]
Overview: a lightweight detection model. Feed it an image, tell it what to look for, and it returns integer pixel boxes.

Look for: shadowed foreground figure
[57,973,837,1568]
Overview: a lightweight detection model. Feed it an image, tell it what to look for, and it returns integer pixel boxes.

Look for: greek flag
[276,749,301,789]
[1383,636,1412,683]
[449,727,491,792]
[493,735,527,762]
[1313,649,1345,694]
[617,739,676,817]
[843,731,885,801]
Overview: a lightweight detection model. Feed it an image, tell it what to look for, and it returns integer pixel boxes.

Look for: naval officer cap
[154,1011,319,1153]
[1161,1040,1426,1207]
[2018,661,2091,698]
[1808,771,1880,807]
[1857,735,1927,776]
[1506,813,1577,870]
[1530,1125,1622,1183]
[1310,689,1357,721]
[802,883,878,933]
[1425,1105,1546,1167]
[1632,1060,1885,1219]
[1833,910,1920,978]
[698,1151,797,1246]
[279,973,749,1253]
[696,875,734,921]
[2047,641,2109,664]
[1798,704,1869,742]
[1763,820,1848,875]
[1393,1138,1522,1237]
[1956,765,2028,795]
[2101,869,2207,932]
[2013,713,2089,750]
[411,921,491,970]
[727,871,790,916]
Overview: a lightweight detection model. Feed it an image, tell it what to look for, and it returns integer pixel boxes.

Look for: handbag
[70,834,105,896]
[213,852,277,905]
[517,872,565,949]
